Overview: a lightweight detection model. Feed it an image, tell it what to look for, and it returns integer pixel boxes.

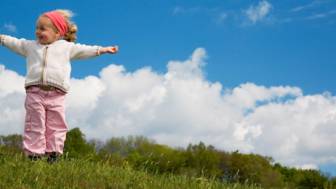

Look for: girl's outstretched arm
[0,34,30,57]
[70,44,118,60]
[98,46,119,55]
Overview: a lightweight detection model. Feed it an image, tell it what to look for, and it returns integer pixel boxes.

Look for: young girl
[0,9,118,163]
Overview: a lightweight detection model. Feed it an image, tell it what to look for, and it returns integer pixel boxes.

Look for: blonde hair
[52,9,78,42]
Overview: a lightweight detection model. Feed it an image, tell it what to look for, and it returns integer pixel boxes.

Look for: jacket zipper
[41,46,48,85]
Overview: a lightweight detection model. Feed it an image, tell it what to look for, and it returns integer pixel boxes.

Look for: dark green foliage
[295,169,328,189]
[274,163,330,189]
[100,135,155,156]
[0,134,22,148]
[331,177,336,188]
[99,136,186,174]
[220,151,284,187]
[0,134,22,154]
[184,142,222,178]
[128,142,186,174]
[63,128,95,158]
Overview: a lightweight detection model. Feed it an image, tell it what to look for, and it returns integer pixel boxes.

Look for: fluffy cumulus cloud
[245,0,272,24]
[0,65,25,135]
[1,48,336,171]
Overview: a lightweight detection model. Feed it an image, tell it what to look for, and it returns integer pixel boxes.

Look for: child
[0,9,118,163]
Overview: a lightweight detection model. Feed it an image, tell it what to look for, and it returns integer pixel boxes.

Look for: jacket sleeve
[69,42,102,60]
[0,34,29,57]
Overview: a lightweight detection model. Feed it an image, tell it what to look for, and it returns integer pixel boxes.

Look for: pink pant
[23,86,68,155]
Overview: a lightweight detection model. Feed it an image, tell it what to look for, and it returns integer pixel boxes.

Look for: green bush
[0,134,23,154]
[219,151,284,187]
[184,142,222,178]
[63,128,95,159]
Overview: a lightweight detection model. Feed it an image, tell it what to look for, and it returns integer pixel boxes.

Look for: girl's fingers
[104,46,118,54]
[112,46,118,53]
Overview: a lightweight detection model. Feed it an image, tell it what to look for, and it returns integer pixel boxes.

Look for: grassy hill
[1,129,335,188]
[0,153,260,189]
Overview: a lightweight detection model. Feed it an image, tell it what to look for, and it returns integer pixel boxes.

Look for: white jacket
[0,34,101,93]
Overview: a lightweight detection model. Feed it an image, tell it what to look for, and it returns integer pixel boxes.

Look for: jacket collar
[36,39,66,47]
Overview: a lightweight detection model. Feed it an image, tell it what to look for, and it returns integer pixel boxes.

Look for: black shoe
[47,152,58,164]
[28,154,42,161]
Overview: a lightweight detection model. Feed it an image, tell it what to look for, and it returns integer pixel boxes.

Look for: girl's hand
[99,46,119,55]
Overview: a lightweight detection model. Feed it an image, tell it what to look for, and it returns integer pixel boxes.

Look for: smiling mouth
[37,35,46,40]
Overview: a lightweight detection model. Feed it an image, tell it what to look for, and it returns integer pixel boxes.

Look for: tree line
[1,128,335,188]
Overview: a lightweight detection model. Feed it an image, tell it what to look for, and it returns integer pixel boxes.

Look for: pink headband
[44,11,68,36]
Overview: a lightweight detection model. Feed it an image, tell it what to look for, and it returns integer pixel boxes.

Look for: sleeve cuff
[96,47,102,56]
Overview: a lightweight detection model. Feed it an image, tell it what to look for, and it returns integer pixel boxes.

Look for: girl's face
[35,16,61,45]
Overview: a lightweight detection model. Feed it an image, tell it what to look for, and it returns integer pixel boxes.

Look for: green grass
[0,153,262,189]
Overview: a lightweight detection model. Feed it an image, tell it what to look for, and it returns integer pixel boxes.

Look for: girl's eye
[36,27,45,31]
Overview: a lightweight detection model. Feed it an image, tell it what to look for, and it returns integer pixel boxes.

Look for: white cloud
[0,48,336,172]
[288,1,336,23]
[0,65,25,97]
[291,0,328,13]
[0,65,25,135]
[245,0,272,24]
[172,6,229,25]
[3,23,17,33]
[291,2,315,12]
[305,9,336,20]
[298,164,319,170]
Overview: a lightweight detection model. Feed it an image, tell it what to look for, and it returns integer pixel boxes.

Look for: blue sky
[1,0,335,95]
[1,0,336,176]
